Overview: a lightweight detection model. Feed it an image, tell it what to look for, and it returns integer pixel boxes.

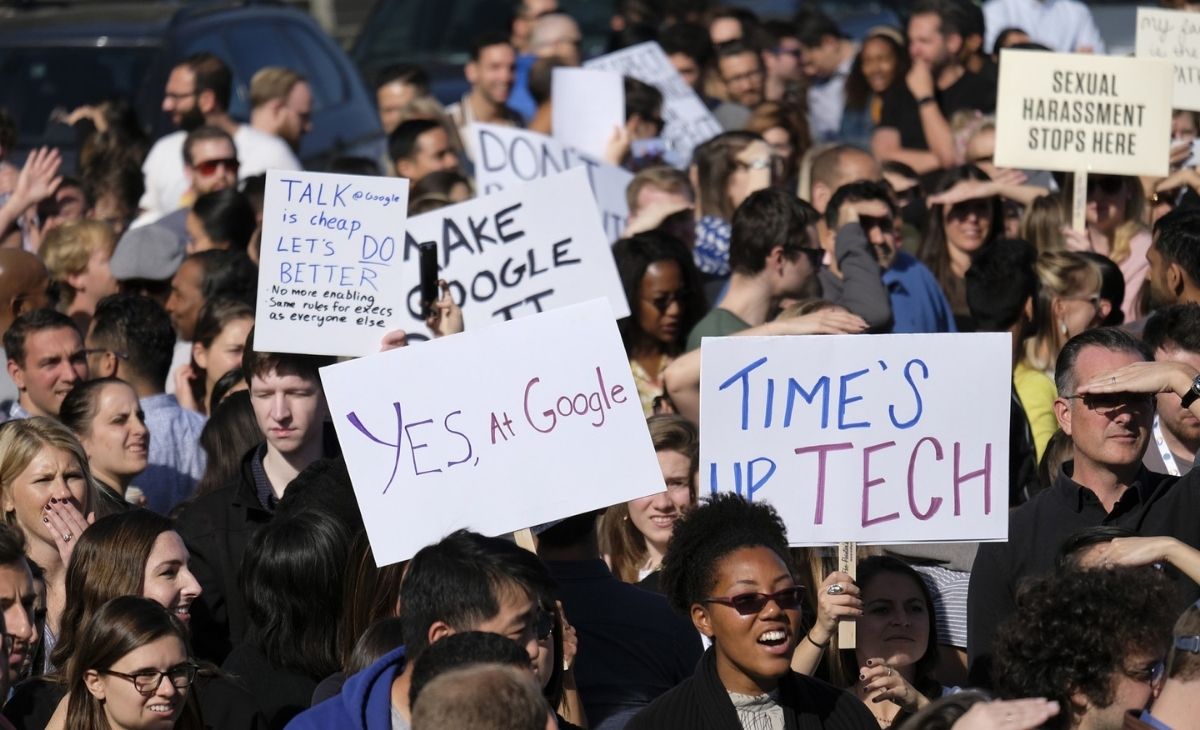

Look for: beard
[178,105,206,132]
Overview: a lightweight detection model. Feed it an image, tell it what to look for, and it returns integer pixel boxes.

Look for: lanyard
[1153,415,1181,477]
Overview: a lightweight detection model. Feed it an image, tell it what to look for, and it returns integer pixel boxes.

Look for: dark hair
[182,52,233,111]
[824,180,897,230]
[64,596,203,730]
[58,377,137,440]
[910,0,968,39]
[692,131,763,222]
[965,238,1038,332]
[729,188,820,276]
[528,56,564,106]
[240,510,352,679]
[612,232,707,356]
[1144,303,1200,354]
[389,119,444,164]
[918,165,1002,293]
[409,631,530,709]
[190,249,258,307]
[411,170,472,201]
[346,617,406,675]
[624,77,663,125]
[210,367,246,412]
[194,390,262,498]
[3,308,78,367]
[53,510,174,669]
[845,31,908,112]
[83,159,144,224]
[1153,207,1200,288]
[341,532,405,668]
[993,28,1028,55]
[190,189,256,252]
[794,7,843,47]
[0,523,26,567]
[470,30,513,62]
[182,125,235,167]
[275,457,364,536]
[1036,428,1073,493]
[1077,252,1125,326]
[1055,525,1138,570]
[0,108,16,152]
[242,326,336,386]
[189,297,254,409]
[994,567,1174,729]
[89,293,176,387]
[660,493,792,615]
[328,156,382,176]
[399,530,553,660]
[375,63,430,94]
[898,690,994,730]
[1054,327,1150,396]
[659,23,715,67]
[716,39,762,69]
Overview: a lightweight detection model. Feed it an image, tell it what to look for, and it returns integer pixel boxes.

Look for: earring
[1059,320,1068,336]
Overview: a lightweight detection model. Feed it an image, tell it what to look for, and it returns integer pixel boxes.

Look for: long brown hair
[693,131,763,221]
[64,596,204,730]
[339,531,405,668]
[600,415,699,583]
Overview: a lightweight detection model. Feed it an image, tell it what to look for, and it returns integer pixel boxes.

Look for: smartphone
[418,242,439,319]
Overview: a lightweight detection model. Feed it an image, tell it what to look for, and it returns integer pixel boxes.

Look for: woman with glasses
[601,415,698,588]
[58,379,148,513]
[4,510,260,730]
[627,493,875,729]
[744,102,811,194]
[60,596,203,730]
[1017,252,1108,459]
[612,233,707,415]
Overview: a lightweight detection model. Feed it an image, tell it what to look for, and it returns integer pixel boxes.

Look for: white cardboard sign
[1136,7,1200,113]
[551,68,625,160]
[397,167,629,341]
[700,334,1011,545]
[256,170,409,357]
[585,41,723,167]
[994,49,1174,177]
[472,124,634,242]
[322,298,664,565]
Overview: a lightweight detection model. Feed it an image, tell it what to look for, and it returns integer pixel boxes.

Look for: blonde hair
[250,66,304,108]
[0,418,98,529]
[40,220,115,280]
[1020,195,1068,254]
[1022,251,1103,374]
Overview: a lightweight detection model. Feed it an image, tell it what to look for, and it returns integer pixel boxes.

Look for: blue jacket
[284,646,406,730]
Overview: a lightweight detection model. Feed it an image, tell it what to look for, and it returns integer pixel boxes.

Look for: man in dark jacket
[175,337,335,661]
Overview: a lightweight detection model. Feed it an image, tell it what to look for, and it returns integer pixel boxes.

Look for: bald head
[0,250,50,336]
[412,664,552,730]
[530,13,582,65]
[810,145,881,215]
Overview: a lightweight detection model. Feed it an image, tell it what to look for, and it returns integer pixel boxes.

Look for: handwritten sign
[552,68,624,159]
[397,167,629,341]
[1137,7,1200,112]
[321,298,664,565]
[585,41,722,167]
[256,170,409,357]
[699,334,1010,544]
[994,49,1174,177]
[472,124,633,241]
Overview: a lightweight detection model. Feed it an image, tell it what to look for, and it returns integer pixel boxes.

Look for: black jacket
[175,447,272,663]
[626,648,876,730]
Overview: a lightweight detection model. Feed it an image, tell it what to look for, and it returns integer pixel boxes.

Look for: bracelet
[804,632,829,650]
[915,95,936,106]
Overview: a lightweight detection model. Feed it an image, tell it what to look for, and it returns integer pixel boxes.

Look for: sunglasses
[194,157,239,176]
[703,585,806,615]
[858,214,894,235]
[1061,392,1155,415]
[1087,176,1125,196]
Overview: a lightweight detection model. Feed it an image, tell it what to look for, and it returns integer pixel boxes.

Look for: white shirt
[983,0,1106,54]
[139,125,302,218]
[806,53,855,144]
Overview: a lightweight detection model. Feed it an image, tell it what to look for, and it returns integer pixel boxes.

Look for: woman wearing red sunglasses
[627,493,875,730]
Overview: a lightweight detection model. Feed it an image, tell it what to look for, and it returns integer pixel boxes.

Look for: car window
[0,46,156,139]
[358,0,511,66]
[272,22,350,111]
[176,27,248,116]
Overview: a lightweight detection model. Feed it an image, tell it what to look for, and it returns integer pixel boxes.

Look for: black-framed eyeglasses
[703,585,805,616]
[644,289,690,313]
[102,662,198,696]
[1061,392,1155,415]
[82,348,129,361]
[1123,659,1166,688]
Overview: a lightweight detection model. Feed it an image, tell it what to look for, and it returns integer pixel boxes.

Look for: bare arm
[871,127,944,176]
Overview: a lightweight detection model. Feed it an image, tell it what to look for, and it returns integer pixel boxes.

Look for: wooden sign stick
[1072,169,1089,233]
[838,541,857,649]
[513,528,537,553]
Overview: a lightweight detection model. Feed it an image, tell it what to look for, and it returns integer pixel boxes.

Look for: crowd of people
[1,0,1200,728]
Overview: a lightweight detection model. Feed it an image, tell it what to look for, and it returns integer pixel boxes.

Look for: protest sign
[994,49,1174,178]
[321,298,664,565]
[472,124,634,241]
[1136,7,1200,112]
[551,67,624,159]
[585,41,722,166]
[699,334,1010,545]
[398,167,629,340]
[256,170,409,357]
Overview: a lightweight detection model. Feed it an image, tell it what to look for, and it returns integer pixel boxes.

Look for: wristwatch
[1181,374,1200,408]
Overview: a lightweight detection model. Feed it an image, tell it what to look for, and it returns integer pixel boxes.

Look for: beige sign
[994,49,1173,177]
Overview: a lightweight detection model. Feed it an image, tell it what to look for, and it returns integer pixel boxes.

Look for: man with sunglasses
[146,126,240,247]
[969,327,1200,686]
[287,530,555,730]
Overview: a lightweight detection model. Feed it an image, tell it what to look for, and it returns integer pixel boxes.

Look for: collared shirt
[983,0,1106,54]
[135,393,207,514]
[807,53,855,143]
[968,462,1200,673]
[4,401,29,422]
[249,443,277,513]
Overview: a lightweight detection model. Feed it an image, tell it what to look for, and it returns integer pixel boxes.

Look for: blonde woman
[1062,175,1151,320]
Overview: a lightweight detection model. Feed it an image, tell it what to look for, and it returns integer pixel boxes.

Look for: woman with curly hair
[627,493,876,729]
